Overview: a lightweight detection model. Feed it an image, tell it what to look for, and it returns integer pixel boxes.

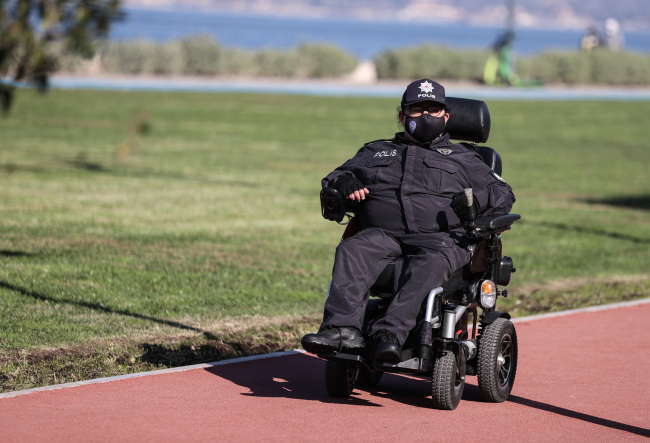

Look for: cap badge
[436,148,453,156]
[419,81,433,93]
[408,121,417,134]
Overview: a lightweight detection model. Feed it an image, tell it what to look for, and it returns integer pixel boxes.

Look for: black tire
[325,360,358,397]
[477,317,518,403]
[356,366,383,388]
[431,351,465,410]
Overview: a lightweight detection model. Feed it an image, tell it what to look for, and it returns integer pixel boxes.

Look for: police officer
[302,79,515,361]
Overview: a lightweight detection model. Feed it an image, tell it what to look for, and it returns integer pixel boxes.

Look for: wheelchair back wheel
[431,351,465,410]
[477,318,518,402]
[325,360,358,398]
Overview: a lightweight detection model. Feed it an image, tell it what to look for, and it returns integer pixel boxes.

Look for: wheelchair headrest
[445,97,491,144]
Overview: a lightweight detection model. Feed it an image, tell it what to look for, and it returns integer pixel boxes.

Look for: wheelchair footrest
[318,351,364,364]
[373,357,429,374]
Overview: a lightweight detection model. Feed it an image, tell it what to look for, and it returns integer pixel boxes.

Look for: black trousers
[322,228,472,346]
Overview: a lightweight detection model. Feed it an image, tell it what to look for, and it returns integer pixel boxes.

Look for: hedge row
[58,36,650,85]
[374,44,650,85]
[516,50,650,85]
[60,35,358,78]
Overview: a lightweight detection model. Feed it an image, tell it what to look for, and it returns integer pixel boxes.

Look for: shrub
[516,51,592,84]
[374,45,490,81]
[375,45,650,86]
[589,51,650,85]
[252,49,301,77]
[518,50,650,85]
[219,48,255,75]
[296,43,358,77]
[179,35,220,75]
[103,39,157,74]
[150,40,185,75]
[95,37,358,78]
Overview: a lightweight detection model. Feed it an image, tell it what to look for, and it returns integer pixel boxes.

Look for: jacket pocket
[422,157,459,191]
[363,157,399,184]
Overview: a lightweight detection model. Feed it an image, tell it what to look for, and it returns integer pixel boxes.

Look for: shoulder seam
[364,138,394,146]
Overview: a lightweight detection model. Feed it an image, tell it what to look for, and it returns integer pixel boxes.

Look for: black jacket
[322,132,515,235]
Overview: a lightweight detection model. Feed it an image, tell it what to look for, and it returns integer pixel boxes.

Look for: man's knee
[335,228,396,257]
[400,249,454,287]
[410,248,452,269]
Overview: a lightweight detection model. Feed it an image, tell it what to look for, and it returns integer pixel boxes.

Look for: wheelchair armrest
[471,214,521,231]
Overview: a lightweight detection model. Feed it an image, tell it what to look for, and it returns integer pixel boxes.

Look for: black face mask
[404,113,446,143]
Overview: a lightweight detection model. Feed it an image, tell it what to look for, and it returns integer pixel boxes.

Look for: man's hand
[336,176,370,202]
[451,190,479,221]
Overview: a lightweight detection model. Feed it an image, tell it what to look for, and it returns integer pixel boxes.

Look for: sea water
[110,8,650,59]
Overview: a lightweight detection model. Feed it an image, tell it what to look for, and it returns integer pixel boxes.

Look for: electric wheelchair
[317,97,521,410]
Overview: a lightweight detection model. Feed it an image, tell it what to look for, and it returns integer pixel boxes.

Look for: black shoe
[373,329,401,362]
[301,326,365,354]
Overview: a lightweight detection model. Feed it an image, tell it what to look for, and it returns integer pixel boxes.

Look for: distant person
[484,31,519,86]
[604,18,624,51]
[580,27,601,52]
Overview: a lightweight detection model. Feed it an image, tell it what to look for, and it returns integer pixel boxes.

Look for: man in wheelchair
[302,79,515,364]
[301,80,520,409]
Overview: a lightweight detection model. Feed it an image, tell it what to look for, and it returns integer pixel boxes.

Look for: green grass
[1,90,650,390]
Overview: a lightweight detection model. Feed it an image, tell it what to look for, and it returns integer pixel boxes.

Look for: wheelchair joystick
[462,188,477,235]
[464,188,473,207]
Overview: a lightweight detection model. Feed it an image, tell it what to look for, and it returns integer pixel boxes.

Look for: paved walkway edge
[510,297,650,323]
[47,76,650,101]
[2,297,648,399]
[0,349,306,399]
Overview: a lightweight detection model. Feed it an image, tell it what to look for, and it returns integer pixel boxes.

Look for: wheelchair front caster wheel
[477,318,518,403]
[325,360,358,397]
[431,351,465,410]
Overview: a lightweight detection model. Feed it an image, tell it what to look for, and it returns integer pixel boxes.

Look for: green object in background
[483,32,542,87]
[484,31,520,86]
[483,55,500,85]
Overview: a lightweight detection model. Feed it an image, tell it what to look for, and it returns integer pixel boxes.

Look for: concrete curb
[2,297,649,399]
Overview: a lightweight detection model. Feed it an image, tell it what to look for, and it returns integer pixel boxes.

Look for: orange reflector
[481,280,495,294]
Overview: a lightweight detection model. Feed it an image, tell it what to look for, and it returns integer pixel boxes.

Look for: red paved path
[1,303,649,442]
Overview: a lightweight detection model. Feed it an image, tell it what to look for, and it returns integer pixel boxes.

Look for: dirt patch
[515,275,649,296]
[196,313,319,334]
[502,276,650,317]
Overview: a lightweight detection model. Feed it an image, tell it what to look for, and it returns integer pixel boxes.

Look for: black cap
[401,79,446,109]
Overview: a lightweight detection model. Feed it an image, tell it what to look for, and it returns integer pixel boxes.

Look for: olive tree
[0,0,123,112]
